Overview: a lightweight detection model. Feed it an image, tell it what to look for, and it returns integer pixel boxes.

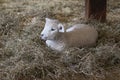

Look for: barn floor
[0,0,120,80]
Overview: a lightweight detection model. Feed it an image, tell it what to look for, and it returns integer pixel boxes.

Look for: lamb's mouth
[41,37,48,41]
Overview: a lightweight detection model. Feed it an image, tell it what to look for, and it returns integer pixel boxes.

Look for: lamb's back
[66,24,88,32]
[66,24,98,47]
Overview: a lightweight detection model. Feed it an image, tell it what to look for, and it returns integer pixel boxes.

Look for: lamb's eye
[51,28,55,31]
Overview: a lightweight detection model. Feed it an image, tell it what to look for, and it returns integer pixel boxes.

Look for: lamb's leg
[46,40,66,52]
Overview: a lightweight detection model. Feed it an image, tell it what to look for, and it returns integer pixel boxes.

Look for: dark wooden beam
[85,0,107,22]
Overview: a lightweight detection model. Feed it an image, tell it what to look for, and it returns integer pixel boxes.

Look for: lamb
[40,18,98,52]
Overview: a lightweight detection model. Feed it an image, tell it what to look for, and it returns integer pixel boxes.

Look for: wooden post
[85,0,107,22]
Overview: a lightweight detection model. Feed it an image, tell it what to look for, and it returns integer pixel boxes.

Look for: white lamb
[40,18,98,52]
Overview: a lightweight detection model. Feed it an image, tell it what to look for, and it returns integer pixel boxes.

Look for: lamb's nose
[40,34,44,37]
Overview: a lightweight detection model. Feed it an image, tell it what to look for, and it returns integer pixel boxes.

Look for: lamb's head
[40,18,64,40]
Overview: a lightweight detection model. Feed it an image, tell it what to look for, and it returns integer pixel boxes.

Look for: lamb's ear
[45,18,51,21]
[58,23,64,32]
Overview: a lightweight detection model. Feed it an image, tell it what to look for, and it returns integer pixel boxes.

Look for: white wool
[40,18,98,52]
[66,24,87,32]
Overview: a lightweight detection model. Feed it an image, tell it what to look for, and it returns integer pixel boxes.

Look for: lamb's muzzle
[40,18,98,52]
[40,34,48,40]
